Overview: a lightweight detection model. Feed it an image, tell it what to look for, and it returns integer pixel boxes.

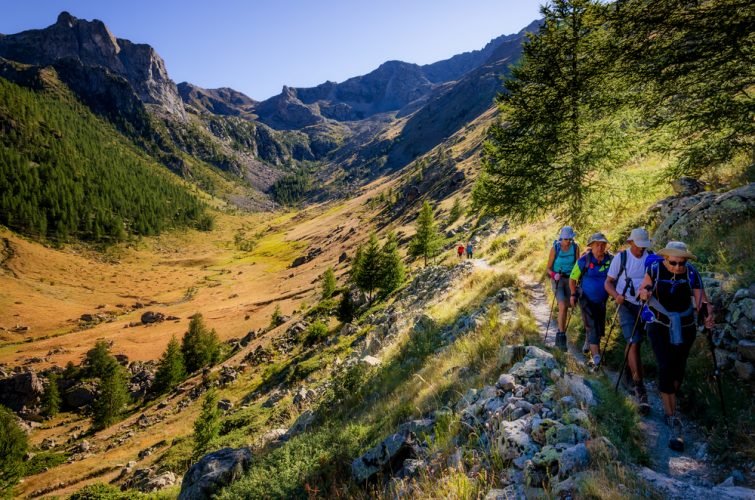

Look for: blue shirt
[570,252,613,303]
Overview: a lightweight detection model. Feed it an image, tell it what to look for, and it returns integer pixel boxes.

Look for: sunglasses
[667,260,687,267]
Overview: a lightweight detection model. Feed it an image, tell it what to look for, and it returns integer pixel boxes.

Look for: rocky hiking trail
[524,279,754,499]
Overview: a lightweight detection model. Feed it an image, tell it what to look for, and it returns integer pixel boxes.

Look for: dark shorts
[551,277,570,302]
[619,301,645,344]
[647,322,696,394]
[580,296,607,345]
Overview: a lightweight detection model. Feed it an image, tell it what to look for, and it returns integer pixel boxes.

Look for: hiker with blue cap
[546,226,580,350]
[569,232,613,371]
[638,241,714,452]
[604,227,653,414]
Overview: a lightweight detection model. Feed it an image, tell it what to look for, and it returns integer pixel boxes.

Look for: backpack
[553,239,579,268]
[616,249,654,298]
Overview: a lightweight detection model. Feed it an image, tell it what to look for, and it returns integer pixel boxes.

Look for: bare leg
[660,392,676,416]
[628,343,644,382]
[557,301,568,332]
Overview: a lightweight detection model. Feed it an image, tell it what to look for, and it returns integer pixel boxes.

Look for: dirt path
[524,280,752,497]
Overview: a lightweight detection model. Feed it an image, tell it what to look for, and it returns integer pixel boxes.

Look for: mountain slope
[0,69,209,241]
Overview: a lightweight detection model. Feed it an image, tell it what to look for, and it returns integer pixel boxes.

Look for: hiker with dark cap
[569,233,613,371]
[605,227,653,414]
[546,226,579,350]
[638,241,714,451]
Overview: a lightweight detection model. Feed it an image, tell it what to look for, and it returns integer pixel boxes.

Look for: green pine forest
[0,78,209,243]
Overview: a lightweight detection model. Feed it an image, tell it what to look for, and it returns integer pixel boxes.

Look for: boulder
[496,373,516,392]
[0,370,44,411]
[737,340,755,362]
[217,399,233,411]
[546,424,590,446]
[179,447,253,500]
[558,443,589,478]
[351,431,423,483]
[140,311,165,324]
[497,418,535,460]
[671,177,705,196]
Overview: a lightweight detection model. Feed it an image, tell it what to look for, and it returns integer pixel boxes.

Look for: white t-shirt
[606,249,649,305]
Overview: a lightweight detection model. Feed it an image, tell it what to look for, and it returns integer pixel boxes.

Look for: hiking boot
[582,339,590,356]
[590,354,602,373]
[634,381,651,416]
[555,331,568,351]
[665,414,685,452]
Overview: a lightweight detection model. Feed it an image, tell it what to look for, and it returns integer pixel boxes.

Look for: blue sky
[0,0,544,100]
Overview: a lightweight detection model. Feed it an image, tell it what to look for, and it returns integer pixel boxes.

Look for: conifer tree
[615,0,753,177]
[379,231,405,295]
[85,340,114,379]
[354,233,382,302]
[193,388,221,460]
[42,372,61,418]
[473,0,630,224]
[448,198,464,225]
[92,359,129,429]
[0,404,28,495]
[409,201,442,267]
[153,335,186,395]
[321,267,337,300]
[182,314,221,374]
[270,304,283,328]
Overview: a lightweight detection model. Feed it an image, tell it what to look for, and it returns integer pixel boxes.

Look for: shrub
[0,404,28,494]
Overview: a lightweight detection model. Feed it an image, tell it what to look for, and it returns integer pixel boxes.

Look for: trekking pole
[543,279,558,345]
[600,305,621,362]
[704,328,728,424]
[615,302,644,393]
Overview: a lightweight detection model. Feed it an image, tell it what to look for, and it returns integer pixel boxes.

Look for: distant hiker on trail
[457,244,465,259]
[638,241,714,452]
[569,232,612,371]
[466,241,473,259]
[604,227,653,415]
[547,226,579,351]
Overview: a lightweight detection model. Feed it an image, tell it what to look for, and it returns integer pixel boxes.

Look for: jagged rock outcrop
[0,11,185,117]
[179,447,253,500]
[0,369,44,411]
[178,82,257,117]
[651,182,755,245]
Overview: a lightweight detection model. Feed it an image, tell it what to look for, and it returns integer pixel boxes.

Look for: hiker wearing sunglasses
[638,241,714,452]
[604,228,653,414]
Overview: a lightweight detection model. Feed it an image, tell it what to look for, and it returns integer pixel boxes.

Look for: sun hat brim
[657,248,697,260]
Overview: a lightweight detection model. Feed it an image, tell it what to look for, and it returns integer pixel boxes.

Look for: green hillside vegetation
[0,77,210,242]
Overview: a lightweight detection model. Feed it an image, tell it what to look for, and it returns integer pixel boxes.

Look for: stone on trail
[558,443,589,478]
[497,418,535,460]
[496,373,516,392]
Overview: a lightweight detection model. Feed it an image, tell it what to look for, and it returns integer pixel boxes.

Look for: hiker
[604,228,653,414]
[546,226,579,351]
[569,232,613,371]
[466,241,473,259]
[457,244,465,259]
[638,241,714,451]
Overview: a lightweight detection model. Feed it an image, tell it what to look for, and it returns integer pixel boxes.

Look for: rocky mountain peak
[56,11,76,27]
[0,12,184,118]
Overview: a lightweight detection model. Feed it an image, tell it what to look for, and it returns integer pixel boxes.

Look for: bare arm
[546,247,556,277]
[605,276,623,304]
[637,274,653,302]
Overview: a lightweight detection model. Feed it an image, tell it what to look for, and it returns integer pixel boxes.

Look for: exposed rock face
[62,380,97,410]
[0,369,44,411]
[177,82,257,117]
[651,182,755,245]
[0,11,185,117]
[179,447,253,500]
